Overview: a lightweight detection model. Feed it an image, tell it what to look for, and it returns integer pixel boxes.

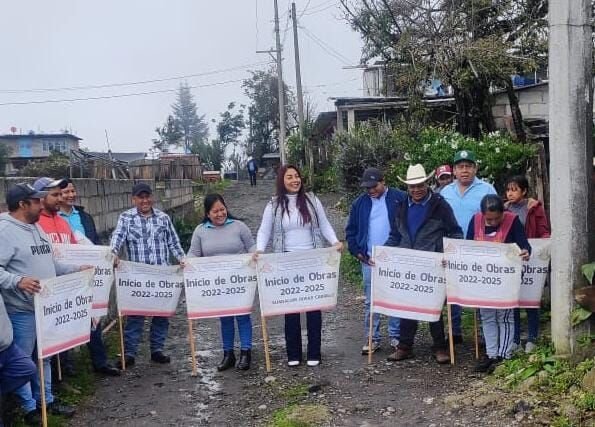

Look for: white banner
[34,270,95,358]
[116,261,183,317]
[53,244,114,317]
[443,238,522,309]
[519,239,551,308]
[184,254,257,319]
[372,246,446,322]
[257,248,340,317]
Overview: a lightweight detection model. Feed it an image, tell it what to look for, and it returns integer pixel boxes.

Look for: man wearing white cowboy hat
[384,164,463,364]
[440,150,496,343]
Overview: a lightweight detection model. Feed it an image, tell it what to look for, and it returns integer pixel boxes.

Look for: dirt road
[71,180,519,427]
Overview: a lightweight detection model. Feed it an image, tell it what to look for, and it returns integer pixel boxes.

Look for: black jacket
[77,205,99,245]
[385,192,463,252]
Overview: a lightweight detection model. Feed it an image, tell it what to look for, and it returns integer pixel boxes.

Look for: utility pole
[274,0,287,164]
[549,0,593,355]
[291,2,305,130]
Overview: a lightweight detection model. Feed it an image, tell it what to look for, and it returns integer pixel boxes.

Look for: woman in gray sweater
[187,194,256,371]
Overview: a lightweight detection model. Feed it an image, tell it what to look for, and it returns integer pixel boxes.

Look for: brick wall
[0,178,195,239]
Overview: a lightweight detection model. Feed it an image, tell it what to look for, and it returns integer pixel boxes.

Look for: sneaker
[389,337,400,349]
[23,409,41,426]
[306,360,320,367]
[94,364,121,376]
[150,352,171,364]
[525,342,537,353]
[474,356,501,373]
[509,342,522,354]
[287,360,300,367]
[433,349,451,364]
[46,401,76,418]
[361,341,381,355]
[387,347,413,362]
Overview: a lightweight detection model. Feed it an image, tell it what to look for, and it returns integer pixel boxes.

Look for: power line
[298,0,313,19]
[0,78,246,107]
[300,25,352,65]
[301,1,338,16]
[0,61,270,95]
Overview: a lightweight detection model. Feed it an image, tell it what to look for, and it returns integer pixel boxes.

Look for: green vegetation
[270,404,330,427]
[340,250,362,288]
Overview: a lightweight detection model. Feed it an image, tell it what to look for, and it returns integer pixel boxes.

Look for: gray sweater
[0,295,12,352]
[187,220,255,257]
[0,213,76,316]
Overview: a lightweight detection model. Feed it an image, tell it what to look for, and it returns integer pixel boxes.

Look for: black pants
[249,172,257,186]
[284,310,322,361]
[398,314,447,351]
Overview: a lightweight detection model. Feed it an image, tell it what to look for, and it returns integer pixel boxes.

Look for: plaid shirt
[110,207,184,265]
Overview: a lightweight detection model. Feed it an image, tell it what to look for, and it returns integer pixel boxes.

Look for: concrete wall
[0,178,195,239]
[492,84,550,129]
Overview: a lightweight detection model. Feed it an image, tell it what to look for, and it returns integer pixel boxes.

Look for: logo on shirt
[31,243,52,256]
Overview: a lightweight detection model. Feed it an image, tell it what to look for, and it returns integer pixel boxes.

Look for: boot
[237,350,251,370]
[217,351,236,371]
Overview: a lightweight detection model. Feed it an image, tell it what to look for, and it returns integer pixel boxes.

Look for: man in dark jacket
[385,164,463,364]
[346,168,407,355]
[247,158,258,187]
[59,179,120,376]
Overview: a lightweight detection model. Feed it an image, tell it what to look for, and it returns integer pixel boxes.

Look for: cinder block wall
[0,178,195,240]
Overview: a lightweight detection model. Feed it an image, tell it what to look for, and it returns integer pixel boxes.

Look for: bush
[19,151,70,177]
[334,123,537,196]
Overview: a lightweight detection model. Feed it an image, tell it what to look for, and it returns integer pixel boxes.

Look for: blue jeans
[220,315,252,351]
[88,320,108,369]
[362,264,400,343]
[123,316,169,357]
[8,312,53,412]
[513,308,540,344]
[0,342,36,396]
[450,304,463,337]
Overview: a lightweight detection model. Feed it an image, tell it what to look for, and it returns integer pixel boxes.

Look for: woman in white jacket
[255,165,342,367]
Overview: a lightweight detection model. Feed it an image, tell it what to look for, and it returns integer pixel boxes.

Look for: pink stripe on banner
[264,304,336,317]
[447,296,519,308]
[374,301,442,315]
[187,307,252,319]
[42,334,90,358]
[120,309,176,317]
[518,300,540,308]
[93,302,109,309]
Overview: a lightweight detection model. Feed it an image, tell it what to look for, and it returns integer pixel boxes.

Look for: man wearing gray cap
[346,168,406,355]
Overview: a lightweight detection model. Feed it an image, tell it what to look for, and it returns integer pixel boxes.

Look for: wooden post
[474,309,480,359]
[261,315,272,372]
[367,308,374,365]
[118,315,126,371]
[56,353,62,382]
[447,304,455,365]
[39,358,48,427]
[188,319,198,377]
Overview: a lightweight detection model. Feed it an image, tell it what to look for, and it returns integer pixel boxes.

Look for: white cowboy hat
[397,164,435,185]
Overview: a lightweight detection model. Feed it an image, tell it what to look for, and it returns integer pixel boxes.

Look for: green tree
[172,82,209,153]
[242,69,296,161]
[152,115,182,153]
[20,151,70,177]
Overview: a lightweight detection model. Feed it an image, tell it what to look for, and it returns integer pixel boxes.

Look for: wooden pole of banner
[447,304,455,365]
[56,353,62,382]
[261,315,272,372]
[474,309,480,360]
[188,319,198,377]
[102,319,118,335]
[118,315,126,371]
[39,358,48,427]
[367,308,374,365]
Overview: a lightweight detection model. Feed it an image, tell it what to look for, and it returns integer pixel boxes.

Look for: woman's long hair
[202,193,237,223]
[275,164,312,225]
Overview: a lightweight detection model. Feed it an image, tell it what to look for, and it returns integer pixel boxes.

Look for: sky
[0,1,364,153]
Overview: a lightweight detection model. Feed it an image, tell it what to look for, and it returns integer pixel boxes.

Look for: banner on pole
[519,239,551,308]
[53,244,114,317]
[34,270,95,358]
[372,246,446,322]
[184,254,257,319]
[257,248,340,317]
[116,261,183,317]
[443,238,522,309]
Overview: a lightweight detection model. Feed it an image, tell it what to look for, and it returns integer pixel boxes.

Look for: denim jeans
[220,315,252,351]
[123,316,169,357]
[8,312,53,412]
[284,311,321,362]
[513,308,540,344]
[450,304,463,337]
[87,320,108,369]
[362,264,400,342]
[0,342,36,396]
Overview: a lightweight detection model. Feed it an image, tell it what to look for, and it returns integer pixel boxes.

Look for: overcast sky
[0,1,363,153]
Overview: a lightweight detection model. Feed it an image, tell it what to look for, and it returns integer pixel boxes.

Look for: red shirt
[37,209,77,244]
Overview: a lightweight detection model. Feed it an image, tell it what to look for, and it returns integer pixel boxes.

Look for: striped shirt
[110,207,184,265]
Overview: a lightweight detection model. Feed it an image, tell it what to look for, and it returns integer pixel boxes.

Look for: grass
[270,404,330,427]
[340,251,362,288]
[280,384,309,402]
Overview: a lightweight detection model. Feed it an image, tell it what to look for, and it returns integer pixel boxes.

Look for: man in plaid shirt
[111,183,185,367]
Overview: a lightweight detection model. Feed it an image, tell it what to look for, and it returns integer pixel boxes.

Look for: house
[0,132,81,174]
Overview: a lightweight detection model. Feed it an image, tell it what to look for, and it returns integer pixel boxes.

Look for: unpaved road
[71,180,519,427]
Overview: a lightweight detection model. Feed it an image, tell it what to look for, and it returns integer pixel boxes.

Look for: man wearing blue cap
[440,150,497,342]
